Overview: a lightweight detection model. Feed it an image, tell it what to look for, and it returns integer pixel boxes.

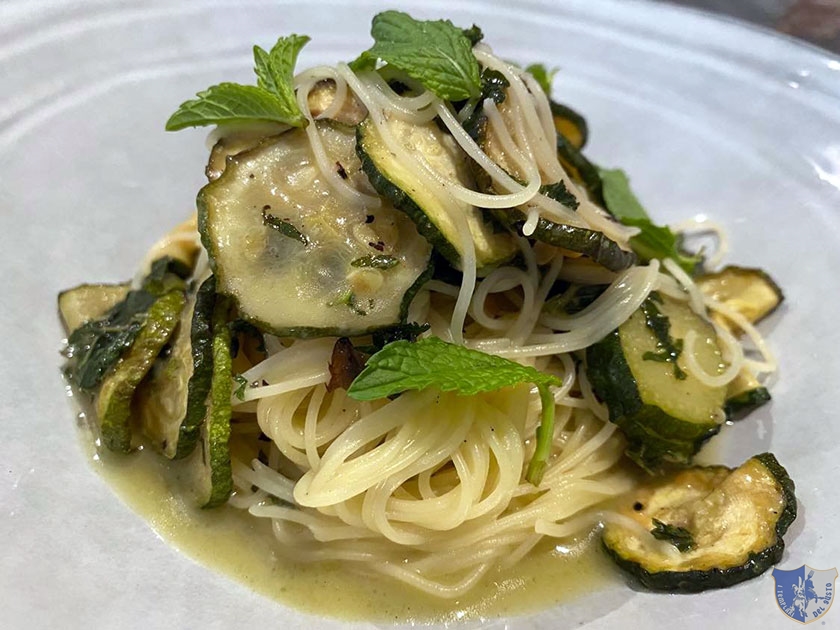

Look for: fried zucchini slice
[602,453,797,592]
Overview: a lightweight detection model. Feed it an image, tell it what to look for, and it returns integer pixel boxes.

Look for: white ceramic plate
[2,0,839,628]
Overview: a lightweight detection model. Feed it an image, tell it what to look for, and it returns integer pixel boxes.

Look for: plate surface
[2,0,840,628]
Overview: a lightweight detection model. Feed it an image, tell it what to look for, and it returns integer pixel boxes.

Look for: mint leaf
[253,34,310,126]
[347,336,560,400]
[599,168,648,222]
[599,168,702,274]
[347,336,560,485]
[166,34,309,131]
[525,63,556,95]
[166,83,301,131]
[364,11,481,101]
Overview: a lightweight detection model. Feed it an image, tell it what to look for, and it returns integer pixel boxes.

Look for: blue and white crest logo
[773,565,837,624]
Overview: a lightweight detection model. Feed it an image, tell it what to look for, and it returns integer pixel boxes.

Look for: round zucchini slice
[696,265,784,333]
[586,293,728,469]
[198,122,432,338]
[357,116,517,272]
[602,453,797,592]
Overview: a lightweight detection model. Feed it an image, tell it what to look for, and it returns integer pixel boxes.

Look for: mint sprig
[356,11,481,101]
[166,34,309,131]
[599,168,702,274]
[347,337,559,484]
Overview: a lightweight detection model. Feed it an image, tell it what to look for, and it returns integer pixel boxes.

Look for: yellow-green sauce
[90,442,618,623]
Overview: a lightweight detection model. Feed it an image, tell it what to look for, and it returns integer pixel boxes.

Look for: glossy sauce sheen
[90,439,617,623]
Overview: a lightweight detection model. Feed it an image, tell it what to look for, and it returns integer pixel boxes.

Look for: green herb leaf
[351,254,400,270]
[252,34,310,126]
[233,374,249,401]
[599,168,702,274]
[262,209,308,245]
[166,83,304,131]
[347,336,560,400]
[347,337,560,485]
[364,11,481,101]
[525,63,556,95]
[640,293,687,380]
[166,34,310,131]
[650,518,695,552]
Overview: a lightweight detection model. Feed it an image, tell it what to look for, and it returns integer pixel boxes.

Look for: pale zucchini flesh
[58,283,130,335]
[696,265,783,334]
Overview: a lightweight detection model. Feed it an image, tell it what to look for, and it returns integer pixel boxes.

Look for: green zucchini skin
[602,536,783,593]
[96,290,186,453]
[199,295,234,508]
[603,453,797,593]
[467,113,634,271]
[355,120,516,273]
[356,132,460,267]
[555,134,604,206]
[725,387,771,420]
[550,100,589,150]
[585,328,719,468]
[174,275,218,459]
[494,209,637,272]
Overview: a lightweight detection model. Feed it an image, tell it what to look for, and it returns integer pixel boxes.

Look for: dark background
[662,0,840,52]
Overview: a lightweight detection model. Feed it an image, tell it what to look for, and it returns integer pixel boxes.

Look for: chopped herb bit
[462,24,484,46]
[640,294,687,380]
[336,161,348,179]
[650,518,695,552]
[233,374,249,400]
[478,68,509,105]
[351,254,400,270]
[328,291,369,316]
[261,209,308,245]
